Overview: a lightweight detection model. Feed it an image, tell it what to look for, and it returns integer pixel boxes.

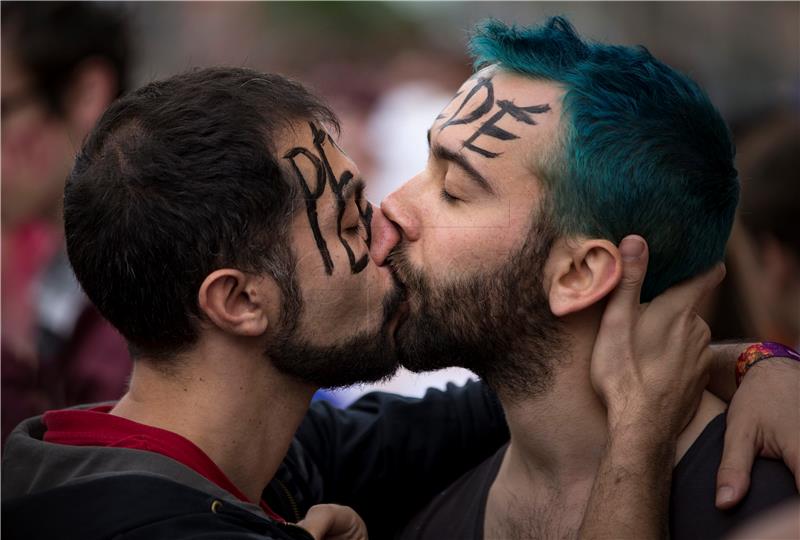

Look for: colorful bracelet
[735,341,800,387]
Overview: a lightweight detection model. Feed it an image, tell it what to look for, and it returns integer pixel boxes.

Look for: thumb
[297,505,332,540]
[601,235,648,329]
[617,235,648,291]
[716,420,757,509]
[297,504,367,540]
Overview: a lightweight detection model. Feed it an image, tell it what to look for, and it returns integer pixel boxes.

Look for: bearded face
[389,213,565,399]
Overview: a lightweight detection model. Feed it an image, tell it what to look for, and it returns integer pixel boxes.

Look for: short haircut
[1,1,131,114]
[469,17,739,301]
[64,67,339,360]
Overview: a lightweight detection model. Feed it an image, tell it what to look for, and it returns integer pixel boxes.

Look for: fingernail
[716,486,735,505]
[620,238,645,261]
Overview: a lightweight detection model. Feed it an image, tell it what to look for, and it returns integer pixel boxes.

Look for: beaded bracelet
[735,341,800,387]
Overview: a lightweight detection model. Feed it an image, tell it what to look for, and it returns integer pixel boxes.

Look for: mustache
[385,243,425,294]
[381,268,407,327]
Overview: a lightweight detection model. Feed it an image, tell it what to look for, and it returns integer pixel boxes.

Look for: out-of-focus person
[1,1,133,443]
[715,108,800,349]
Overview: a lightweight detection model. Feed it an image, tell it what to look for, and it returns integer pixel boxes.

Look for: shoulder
[670,408,799,539]
[3,474,308,540]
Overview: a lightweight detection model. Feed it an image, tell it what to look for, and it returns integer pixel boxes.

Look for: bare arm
[715,355,800,507]
[579,236,800,536]
[579,236,723,539]
[581,425,676,539]
[703,342,800,507]
[706,342,749,402]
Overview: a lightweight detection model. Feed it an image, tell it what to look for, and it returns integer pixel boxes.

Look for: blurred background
[2,2,798,436]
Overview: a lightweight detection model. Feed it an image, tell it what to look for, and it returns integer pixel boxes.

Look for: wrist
[708,342,745,401]
[607,418,678,452]
[605,393,679,442]
[605,422,676,477]
[744,355,800,380]
[736,342,800,387]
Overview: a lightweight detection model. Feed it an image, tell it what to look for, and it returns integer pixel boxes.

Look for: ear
[198,269,271,337]
[546,238,622,317]
[63,58,117,137]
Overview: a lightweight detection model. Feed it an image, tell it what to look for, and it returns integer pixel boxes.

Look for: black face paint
[283,123,370,276]
[439,79,492,131]
[462,100,552,158]
[284,145,334,275]
[439,78,551,159]
[358,199,374,250]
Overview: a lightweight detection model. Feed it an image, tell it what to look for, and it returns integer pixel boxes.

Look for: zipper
[275,478,302,522]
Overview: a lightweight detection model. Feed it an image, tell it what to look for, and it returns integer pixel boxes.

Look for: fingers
[297,504,368,540]
[298,505,331,540]
[601,235,649,330]
[656,262,726,313]
[715,416,758,509]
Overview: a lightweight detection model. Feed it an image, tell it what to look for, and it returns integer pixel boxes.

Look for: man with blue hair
[372,17,798,539]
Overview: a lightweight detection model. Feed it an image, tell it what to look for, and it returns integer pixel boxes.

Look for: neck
[496,308,724,494]
[111,335,315,503]
[499,310,608,490]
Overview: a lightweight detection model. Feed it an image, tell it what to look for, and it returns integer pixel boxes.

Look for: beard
[389,214,564,401]
[266,272,405,389]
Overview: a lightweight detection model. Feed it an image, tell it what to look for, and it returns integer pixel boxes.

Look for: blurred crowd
[1,2,798,441]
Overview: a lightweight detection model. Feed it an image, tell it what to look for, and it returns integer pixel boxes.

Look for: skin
[379,69,556,288]
[376,67,797,538]
[110,120,400,508]
[284,122,396,347]
[106,72,798,538]
[92,72,798,539]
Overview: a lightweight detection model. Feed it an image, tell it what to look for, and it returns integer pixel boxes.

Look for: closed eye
[441,189,461,204]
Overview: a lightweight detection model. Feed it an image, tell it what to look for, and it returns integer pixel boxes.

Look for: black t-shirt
[400,413,799,540]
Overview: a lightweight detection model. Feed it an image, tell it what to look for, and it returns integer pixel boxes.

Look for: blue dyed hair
[469,17,739,301]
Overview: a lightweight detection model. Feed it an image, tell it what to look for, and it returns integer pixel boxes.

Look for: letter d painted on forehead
[437,76,552,159]
[438,77,495,132]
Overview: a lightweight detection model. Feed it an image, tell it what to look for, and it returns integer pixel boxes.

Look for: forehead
[430,68,564,184]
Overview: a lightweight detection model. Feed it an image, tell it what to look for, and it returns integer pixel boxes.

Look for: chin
[269,324,402,389]
[395,322,464,373]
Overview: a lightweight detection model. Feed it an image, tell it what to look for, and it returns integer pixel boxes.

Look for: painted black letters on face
[438,77,551,158]
[284,123,371,276]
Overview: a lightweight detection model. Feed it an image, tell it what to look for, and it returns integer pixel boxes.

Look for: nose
[370,205,400,266]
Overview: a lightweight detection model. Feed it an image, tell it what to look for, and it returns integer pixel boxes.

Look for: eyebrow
[427,129,495,195]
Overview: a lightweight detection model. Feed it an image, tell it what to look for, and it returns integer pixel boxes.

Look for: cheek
[295,249,360,315]
[415,199,531,281]
[421,225,521,284]
[293,250,386,341]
